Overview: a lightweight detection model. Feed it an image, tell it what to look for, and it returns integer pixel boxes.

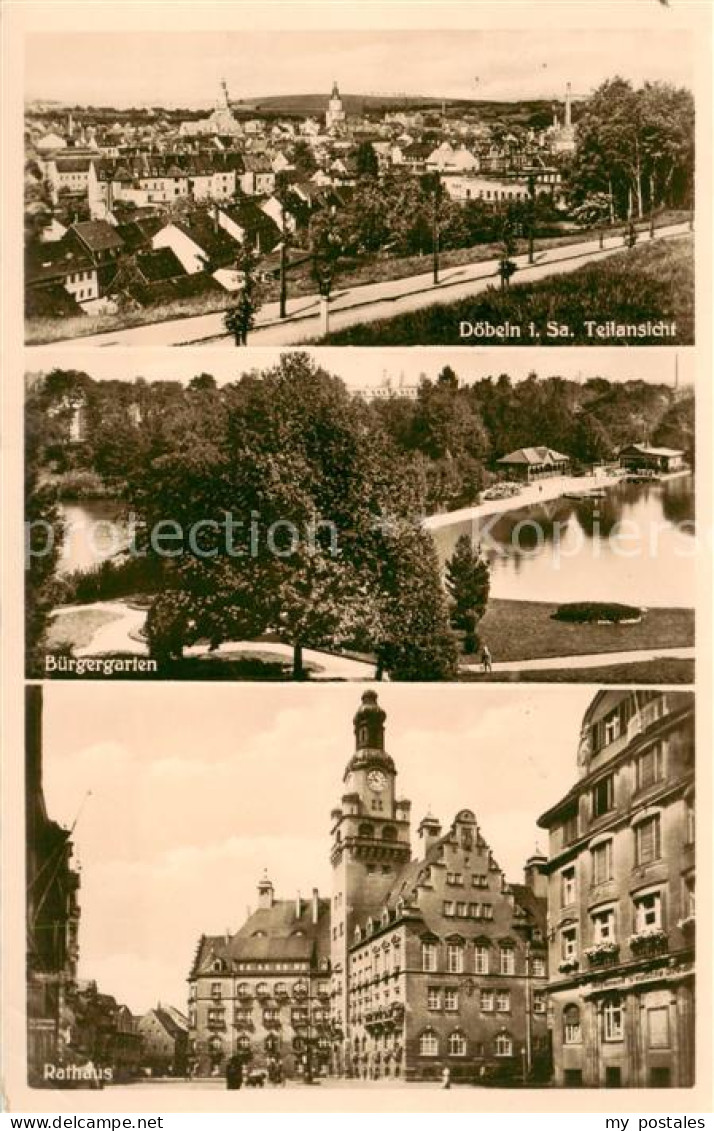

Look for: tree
[355,141,379,179]
[25,390,65,675]
[444,534,490,654]
[224,245,263,345]
[128,353,456,680]
[375,522,459,681]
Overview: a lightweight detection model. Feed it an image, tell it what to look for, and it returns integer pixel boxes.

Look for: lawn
[46,607,123,650]
[460,658,694,684]
[317,235,694,345]
[474,598,694,663]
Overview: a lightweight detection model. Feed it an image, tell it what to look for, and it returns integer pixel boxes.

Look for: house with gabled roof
[496,446,571,482]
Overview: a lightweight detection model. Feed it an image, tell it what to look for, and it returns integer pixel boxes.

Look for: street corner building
[187,691,550,1084]
[537,691,695,1089]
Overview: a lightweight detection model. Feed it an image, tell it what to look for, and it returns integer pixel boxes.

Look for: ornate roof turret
[345,691,395,777]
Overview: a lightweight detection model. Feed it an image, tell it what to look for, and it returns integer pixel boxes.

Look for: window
[263,1008,279,1023]
[496,991,511,1012]
[422,942,438,972]
[474,945,489,974]
[592,907,616,943]
[562,927,578,961]
[648,1007,670,1049]
[591,840,613,885]
[684,874,695,918]
[592,775,614,818]
[472,874,488,888]
[634,891,662,932]
[448,1032,467,1057]
[561,867,576,906]
[447,872,464,886]
[603,710,622,745]
[499,946,515,975]
[443,901,455,917]
[481,904,494,921]
[635,815,661,865]
[495,1033,513,1057]
[531,956,546,978]
[444,988,459,1012]
[447,944,464,973]
[480,990,494,1012]
[210,983,222,998]
[456,902,468,918]
[533,992,546,1014]
[563,1004,582,1044]
[427,987,440,1011]
[562,811,579,845]
[636,744,665,790]
[685,797,695,845]
[419,1030,439,1057]
[468,902,481,918]
[235,1008,251,1023]
[603,997,623,1041]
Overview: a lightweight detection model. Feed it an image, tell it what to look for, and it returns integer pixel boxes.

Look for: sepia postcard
[1,0,712,1119]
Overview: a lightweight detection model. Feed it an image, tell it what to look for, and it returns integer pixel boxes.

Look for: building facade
[187,884,333,1079]
[189,691,549,1083]
[537,691,695,1088]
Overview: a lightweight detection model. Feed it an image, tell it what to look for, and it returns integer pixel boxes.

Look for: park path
[33,221,690,349]
[52,600,376,679]
[462,645,695,673]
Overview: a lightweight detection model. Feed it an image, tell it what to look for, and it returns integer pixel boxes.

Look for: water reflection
[432,476,695,607]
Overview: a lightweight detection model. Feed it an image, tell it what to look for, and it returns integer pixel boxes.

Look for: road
[462,645,695,674]
[41,222,690,348]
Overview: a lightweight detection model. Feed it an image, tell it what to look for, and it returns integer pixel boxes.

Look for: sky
[41,682,593,1016]
[25,346,692,390]
[25,28,693,108]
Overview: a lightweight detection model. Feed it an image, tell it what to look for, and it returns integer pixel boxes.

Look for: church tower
[326,80,346,131]
[330,692,411,1037]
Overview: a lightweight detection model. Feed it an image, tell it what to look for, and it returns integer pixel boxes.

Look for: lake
[430,475,695,608]
[58,500,130,575]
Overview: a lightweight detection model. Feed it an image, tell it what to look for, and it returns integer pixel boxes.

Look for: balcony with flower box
[629,928,668,959]
[584,942,620,969]
[557,958,579,976]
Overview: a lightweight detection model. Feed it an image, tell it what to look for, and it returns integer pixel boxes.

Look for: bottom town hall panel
[26,684,695,1090]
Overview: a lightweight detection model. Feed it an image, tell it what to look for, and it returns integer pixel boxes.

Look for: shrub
[552,602,643,624]
[60,555,163,605]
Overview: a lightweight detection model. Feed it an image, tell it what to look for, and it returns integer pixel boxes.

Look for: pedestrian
[226,1054,243,1090]
[442,1066,451,1089]
[481,644,492,673]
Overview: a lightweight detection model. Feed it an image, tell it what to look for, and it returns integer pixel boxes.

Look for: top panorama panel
[24,28,694,348]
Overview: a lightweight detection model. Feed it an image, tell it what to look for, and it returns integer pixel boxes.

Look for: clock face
[368,770,387,793]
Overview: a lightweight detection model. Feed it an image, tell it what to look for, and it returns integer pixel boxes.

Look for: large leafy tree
[128,353,453,680]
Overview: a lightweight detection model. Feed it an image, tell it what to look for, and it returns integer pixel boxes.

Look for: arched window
[448,1031,467,1057]
[419,1030,439,1057]
[265,1034,279,1054]
[358,823,374,838]
[563,1004,581,1045]
[274,982,288,997]
[256,982,270,997]
[382,826,397,841]
[236,1034,251,1053]
[236,982,251,998]
[495,1032,513,1057]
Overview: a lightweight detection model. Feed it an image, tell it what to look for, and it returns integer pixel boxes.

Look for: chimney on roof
[524,848,548,900]
[418,811,442,853]
[311,888,319,925]
[258,870,274,910]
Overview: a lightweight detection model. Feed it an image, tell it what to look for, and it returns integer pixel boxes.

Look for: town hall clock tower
[329,692,412,1043]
